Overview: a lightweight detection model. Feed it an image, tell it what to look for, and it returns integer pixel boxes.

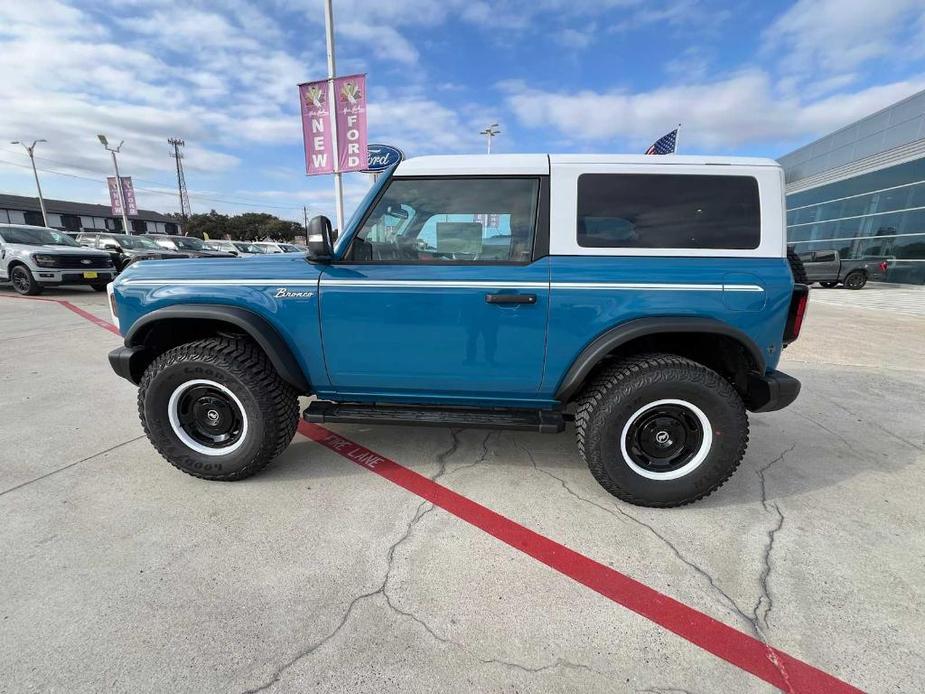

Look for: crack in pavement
[242,430,603,692]
[442,430,493,478]
[511,433,801,693]
[821,394,924,452]
[0,434,146,498]
[637,688,696,694]
[510,434,757,636]
[801,413,857,456]
[752,444,795,632]
[431,427,463,482]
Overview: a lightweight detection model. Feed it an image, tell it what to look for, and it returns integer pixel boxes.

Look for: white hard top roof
[394,154,780,176]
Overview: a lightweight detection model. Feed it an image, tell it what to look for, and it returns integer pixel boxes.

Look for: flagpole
[674,123,682,154]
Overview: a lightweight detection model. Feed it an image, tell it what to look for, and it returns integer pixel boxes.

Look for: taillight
[879,261,888,272]
[783,284,808,345]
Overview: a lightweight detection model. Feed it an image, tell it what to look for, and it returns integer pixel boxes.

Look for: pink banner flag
[107,177,122,215]
[121,177,138,215]
[107,177,138,216]
[333,74,368,173]
[299,80,334,175]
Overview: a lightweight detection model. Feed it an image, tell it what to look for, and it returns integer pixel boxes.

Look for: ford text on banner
[334,74,368,173]
[299,81,334,175]
[121,177,138,215]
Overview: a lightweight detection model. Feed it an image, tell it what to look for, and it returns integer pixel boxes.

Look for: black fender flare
[124,304,310,392]
[553,316,767,403]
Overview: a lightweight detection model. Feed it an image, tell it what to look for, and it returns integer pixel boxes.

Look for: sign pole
[110,150,131,234]
[323,0,344,233]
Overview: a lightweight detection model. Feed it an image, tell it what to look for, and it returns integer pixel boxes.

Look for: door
[807,250,838,282]
[319,176,549,402]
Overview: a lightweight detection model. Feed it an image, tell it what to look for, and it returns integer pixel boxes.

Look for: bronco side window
[348,177,539,263]
[577,174,760,250]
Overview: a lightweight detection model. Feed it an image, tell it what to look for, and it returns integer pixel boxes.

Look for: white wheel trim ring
[619,398,713,481]
[167,379,249,457]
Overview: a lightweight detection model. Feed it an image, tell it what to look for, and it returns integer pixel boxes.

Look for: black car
[76,232,189,270]
[148,235,236,258]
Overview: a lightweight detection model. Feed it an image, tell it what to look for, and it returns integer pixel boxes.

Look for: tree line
[167,211,306,242]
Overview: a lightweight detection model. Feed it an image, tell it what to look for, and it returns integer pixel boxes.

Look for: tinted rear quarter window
[577,173,760,249]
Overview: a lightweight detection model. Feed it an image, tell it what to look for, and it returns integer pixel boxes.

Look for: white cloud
[339,22,419,64]
[764,0,925,76]
[502,72,925,151]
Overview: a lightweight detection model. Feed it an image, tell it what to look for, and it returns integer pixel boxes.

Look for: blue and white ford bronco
[107,154,808,507]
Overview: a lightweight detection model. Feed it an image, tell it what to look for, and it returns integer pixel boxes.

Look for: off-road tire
[786,246,808,285]
[138,336,299,481]
[10,264,43,295]
[844,270,867,290]
[575,353,749,508]
[819,281,838,288]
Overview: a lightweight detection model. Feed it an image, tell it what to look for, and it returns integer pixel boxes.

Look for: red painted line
[299,421,861,694]
[12,292,860,692]
[58,300,121,335]
[0,293,121,336]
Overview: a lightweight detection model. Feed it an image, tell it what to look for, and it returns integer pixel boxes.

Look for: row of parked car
[71,232,305,271]
[0,222,305,295]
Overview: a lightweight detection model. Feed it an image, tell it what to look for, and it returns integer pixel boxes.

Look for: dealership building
[779,89,925,285]
[0,193,181,235]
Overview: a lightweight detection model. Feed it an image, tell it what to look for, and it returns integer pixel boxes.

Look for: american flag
[645,127,679,155]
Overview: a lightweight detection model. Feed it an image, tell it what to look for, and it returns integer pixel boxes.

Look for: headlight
[32,254,60,267]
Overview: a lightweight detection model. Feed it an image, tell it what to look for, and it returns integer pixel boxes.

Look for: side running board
[303,401,566,433]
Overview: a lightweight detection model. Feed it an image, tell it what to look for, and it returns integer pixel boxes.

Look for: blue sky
[1,0,924,223]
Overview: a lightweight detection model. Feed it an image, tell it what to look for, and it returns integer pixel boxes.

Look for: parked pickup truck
[107,154,808,508]
[797,249,887,289]
[1,223,115,294]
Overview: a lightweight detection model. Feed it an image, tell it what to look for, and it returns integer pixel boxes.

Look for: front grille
[55,255,111,269]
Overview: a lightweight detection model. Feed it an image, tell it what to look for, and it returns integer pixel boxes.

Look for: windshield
[171,236,206,250]
[118,235,161,249]
[0,227,79,246]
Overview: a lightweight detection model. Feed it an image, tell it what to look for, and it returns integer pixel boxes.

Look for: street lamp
[479,123,501,154]
[11,139,49,227]
[97,134,131,234]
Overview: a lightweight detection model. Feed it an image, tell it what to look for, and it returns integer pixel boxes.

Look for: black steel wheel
[138,336,300,480]
[623,402,706,476]
[10,265,42,295]
[575,353,748,507]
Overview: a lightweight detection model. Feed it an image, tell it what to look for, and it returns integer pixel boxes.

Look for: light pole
[323,0,345,233]
[97,134,131,234]
[11,139,48,226]
[480,123,501,154]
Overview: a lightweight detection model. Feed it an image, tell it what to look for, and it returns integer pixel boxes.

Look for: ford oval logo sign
[365,143,404,172]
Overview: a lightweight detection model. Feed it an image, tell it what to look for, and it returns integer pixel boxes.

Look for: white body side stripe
[122,278,763,292]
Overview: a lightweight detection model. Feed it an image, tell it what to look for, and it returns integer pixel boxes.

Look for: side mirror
[103,241,121,250]
[306,215,334,261]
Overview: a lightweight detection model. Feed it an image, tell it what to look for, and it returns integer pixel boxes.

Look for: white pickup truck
[0,224,115,295]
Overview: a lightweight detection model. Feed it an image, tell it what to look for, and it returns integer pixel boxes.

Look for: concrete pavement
[0,285,922,693]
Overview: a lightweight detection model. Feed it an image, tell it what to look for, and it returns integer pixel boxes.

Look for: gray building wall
[780,89,925,193]
[779,88,925,285]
